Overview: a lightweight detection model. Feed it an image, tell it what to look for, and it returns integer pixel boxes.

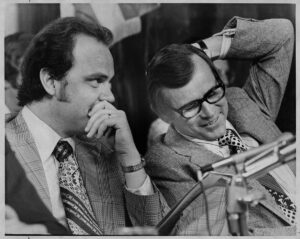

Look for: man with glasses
[145,17,295,235]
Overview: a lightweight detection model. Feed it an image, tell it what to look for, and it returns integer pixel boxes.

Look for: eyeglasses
[176,81,225,119]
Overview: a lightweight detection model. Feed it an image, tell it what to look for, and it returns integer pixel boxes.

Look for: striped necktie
[218,129,296,225]
[53,140,102,235]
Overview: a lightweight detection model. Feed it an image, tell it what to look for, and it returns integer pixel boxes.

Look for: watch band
[121,158,146,173]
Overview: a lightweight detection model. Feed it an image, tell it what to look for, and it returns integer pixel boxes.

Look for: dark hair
[18,17,113,106]
[5,32,34,88]
[146,44,222,113]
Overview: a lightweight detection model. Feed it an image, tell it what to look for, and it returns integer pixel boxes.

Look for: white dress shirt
[22,106,153,226]
[22,106,68,226]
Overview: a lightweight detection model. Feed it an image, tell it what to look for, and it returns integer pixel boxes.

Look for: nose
[98,83,115,103]
[199,101,215,118]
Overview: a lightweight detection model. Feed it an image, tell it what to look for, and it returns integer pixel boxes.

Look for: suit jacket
[5,137,69,235]
[145,17,295,236]
[5,112,169,235]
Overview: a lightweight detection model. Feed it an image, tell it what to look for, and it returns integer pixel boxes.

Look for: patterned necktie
[263,185,296,225]
[218,129,247,154]
[53,140,102,235]
[218,129,296,225]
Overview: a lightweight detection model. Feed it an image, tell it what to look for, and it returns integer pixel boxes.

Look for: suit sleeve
[224,17,294,122]
[123,179,170,227]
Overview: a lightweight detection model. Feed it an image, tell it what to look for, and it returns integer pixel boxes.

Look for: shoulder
[145,136,201,182]
[146,134,189,165]
[5,112,19,128]
[5,112,27,145]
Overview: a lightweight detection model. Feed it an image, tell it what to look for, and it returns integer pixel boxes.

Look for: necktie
[218,129,247,154]
[263,185,296,225]
[53,140,102,235]
[218,129,296,225]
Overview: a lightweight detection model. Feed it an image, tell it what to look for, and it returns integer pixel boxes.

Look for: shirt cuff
[125,175,154,195]
[213,28,236,59]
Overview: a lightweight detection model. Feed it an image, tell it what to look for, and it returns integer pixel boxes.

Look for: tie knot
[218,129,236,146]
[218,129,247,153]
[53,140,73,162]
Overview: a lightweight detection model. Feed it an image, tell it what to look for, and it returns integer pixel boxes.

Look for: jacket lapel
[5,113,51,211]
[164,125,222,167]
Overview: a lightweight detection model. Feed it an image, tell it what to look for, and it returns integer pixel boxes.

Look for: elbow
[268,18,294,53]
[282,19,294,42]
[277,19,294,46]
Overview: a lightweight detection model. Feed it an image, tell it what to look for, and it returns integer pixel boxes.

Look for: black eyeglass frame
[175,79,226,119]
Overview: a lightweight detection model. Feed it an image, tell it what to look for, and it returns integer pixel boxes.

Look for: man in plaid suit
[145,17,295,235]
[5,17,168,235]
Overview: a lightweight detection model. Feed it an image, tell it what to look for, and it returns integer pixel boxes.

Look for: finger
[89,100,116,116]
[96,120,111,138]
[95,116,121,139]
[95,114,121,138]
[92,114,120,139]
[85,109,113,132]
[5,205,18,220]
[87,113,111,138]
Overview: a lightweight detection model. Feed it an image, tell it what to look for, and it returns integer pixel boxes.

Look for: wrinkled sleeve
[224,17,294,121]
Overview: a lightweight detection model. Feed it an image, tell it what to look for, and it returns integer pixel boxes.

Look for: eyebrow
[84,73,111,82]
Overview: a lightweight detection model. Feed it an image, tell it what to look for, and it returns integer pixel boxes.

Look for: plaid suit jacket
[5,112,169,235]
[145,17,295,236]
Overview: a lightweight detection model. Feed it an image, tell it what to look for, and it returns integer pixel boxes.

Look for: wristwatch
[121,157,146,173]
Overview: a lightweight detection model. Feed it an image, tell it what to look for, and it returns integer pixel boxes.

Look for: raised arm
[201,17,294,121]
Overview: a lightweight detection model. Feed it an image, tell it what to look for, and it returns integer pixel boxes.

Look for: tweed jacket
[145,17,295,236]
[5,112,169,235]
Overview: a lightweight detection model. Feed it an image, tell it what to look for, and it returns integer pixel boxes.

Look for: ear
[39,68,56,96]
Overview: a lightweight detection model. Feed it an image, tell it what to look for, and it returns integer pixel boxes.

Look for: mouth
[202,115,219,127]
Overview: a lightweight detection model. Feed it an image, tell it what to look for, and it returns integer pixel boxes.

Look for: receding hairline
[71,33,114,77]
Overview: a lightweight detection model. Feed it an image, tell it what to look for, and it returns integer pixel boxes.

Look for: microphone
[200,132,294,174]
[242,139,295,179]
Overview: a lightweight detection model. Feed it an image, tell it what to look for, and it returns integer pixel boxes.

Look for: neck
[27,100,70,138]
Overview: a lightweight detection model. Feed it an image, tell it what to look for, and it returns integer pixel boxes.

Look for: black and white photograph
[3,1,297,237]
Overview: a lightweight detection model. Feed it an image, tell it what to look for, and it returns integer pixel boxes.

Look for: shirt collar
[22,106,75,162]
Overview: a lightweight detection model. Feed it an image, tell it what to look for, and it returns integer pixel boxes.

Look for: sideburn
[57,79,70,102]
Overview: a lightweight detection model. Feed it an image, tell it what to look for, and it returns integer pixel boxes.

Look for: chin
[198,126,226,141]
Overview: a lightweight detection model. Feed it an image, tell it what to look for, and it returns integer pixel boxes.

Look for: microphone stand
[209,138,295,236]
[156,135,295,236]
[226,174,249,236]
[225,165,265,235]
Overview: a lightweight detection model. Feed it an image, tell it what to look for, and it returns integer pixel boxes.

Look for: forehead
[161,54,216,109]
[71,33,114,78]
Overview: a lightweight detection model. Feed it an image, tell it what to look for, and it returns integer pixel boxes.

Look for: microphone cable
[199,179,212,236]
[157,181,218,235]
